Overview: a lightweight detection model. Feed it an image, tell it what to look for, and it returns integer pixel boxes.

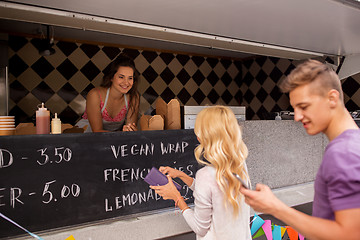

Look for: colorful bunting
[272,225,281,240]
[251,214,265,236]
[280,227,287,237]
[253,228,265,239]
[262,220,273,240]
[299,233,305,240]
[250,214,305,240]
[286,226,299,240]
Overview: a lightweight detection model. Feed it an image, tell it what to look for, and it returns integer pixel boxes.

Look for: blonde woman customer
[151,106,251,240]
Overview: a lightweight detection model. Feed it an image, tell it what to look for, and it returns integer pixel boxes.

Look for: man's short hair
[279,59,343,100]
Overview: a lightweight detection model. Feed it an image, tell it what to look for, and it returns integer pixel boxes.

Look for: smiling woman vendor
[77,54,140,132]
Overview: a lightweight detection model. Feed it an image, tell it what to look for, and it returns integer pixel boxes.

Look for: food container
[0,121,15,125]
[0,125,15,128]
[0,128,15,136]
[0,117,15,134]
[0,116,15,121]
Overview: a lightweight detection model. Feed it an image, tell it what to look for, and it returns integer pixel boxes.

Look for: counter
[0,120,326,239]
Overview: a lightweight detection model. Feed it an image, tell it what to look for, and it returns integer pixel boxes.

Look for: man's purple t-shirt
[313,129,360,220]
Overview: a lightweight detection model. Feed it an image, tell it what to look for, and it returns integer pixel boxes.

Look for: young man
[240,60,360,240]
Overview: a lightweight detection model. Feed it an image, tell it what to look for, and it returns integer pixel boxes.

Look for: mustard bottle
[51,113,62,134]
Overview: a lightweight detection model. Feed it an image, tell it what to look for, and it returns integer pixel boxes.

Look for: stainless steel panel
[3,0,360,57]
[184,106,246,129]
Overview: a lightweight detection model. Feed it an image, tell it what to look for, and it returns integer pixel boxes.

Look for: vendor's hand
[123,123,137,131]
[150,175,181,201]
[240,183,286,215]
[159,166,184,179]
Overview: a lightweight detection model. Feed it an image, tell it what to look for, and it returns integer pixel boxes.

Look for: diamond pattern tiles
[31,57,55,79]
[80,44,100,58]
[57,59,78,80]
[102,46,121,60]
[240,57,360,119]
[9,35,28,52]
[241,57,297,120]
[342,76,360,98]
[8,35,360,125]
[9,80,29,103]
[80,61,101,81]
[31,82,55,103]
[9,54,28,77]
[56,41,78,57]
[343,76,360,111]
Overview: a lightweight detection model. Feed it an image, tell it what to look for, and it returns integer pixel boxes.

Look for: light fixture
[38,25,55,56]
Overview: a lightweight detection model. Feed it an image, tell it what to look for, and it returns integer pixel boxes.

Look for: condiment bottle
[36,103,50,134]
[51,113,62,134]
[275,112,282,120]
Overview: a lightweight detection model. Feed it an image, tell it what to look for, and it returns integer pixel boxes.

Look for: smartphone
[233,173,249,189]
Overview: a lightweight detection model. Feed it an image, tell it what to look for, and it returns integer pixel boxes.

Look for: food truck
[0,0,360,239]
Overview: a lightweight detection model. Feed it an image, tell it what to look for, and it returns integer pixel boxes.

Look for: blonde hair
[194,106,249,217]
[279,59,343,101]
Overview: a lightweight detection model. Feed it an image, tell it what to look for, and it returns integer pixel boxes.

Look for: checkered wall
[240,57,360,119]
[8,35,243,125]
[7,35,360,124]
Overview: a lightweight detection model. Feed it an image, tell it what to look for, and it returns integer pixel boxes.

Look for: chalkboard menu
[0,129,199,238]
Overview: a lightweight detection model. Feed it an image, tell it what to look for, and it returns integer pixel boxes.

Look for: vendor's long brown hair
[100,54,139,117]
[194,106,249,217]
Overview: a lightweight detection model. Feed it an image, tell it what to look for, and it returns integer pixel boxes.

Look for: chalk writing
[104,165,195,183]
[111,143,155,159]
[174,165,194,177]
[37,147,72,165]
[105,189,161,212]
[0,149,13,168]
[0,188,24,208]
[104,168,150,182]
[0,182,81,209]
[10,188,23,208]
[41,180,80,204]
[160,141,189,155]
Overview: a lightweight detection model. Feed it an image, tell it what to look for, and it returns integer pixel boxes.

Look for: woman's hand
[150,175,181,201]
[123,123,137,131]
[159,166,184,179]
[160,166,194,187]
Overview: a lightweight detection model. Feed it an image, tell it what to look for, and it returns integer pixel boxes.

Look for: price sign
[0,130,199,238]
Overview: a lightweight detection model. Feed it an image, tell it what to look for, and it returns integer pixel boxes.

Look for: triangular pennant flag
[253,227,265,239]
[65,235,75,240]
[286,226,299,240]
[280,227,286,237]
[272,225,282,240]
[299,233,305,240]
[262,220,273,240]
[251,214,265,236]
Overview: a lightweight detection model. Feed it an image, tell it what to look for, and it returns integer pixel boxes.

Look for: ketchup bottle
[36,103,50,134]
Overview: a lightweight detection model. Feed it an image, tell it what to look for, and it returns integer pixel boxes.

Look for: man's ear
[328,89,340,108]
